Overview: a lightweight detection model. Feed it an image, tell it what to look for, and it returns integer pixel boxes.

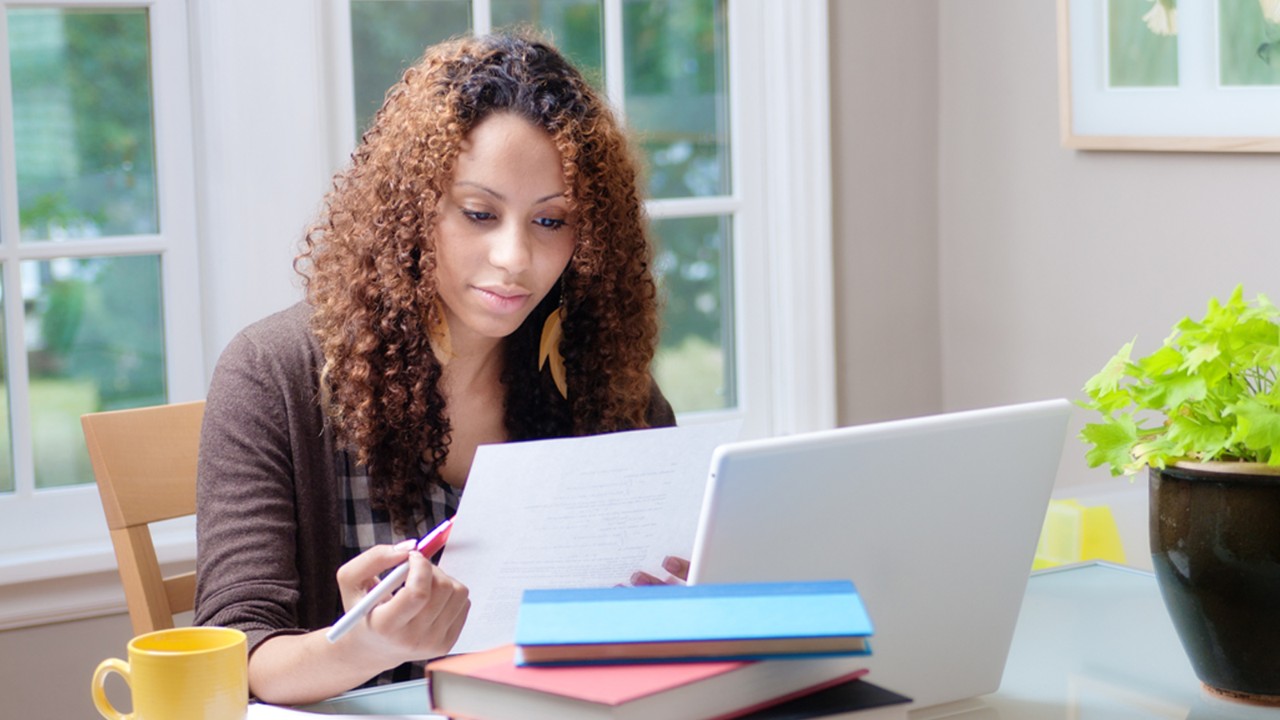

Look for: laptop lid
[687,399,1071,708]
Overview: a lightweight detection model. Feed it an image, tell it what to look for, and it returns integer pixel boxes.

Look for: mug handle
[91,658,133,720]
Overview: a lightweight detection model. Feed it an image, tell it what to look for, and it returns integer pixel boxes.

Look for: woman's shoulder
[225,302,319,357]
[235,301,316,347]
[213,301,323,386]
[645,377,677,428]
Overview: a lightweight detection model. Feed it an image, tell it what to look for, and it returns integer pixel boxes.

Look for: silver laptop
[687,399,1071,709]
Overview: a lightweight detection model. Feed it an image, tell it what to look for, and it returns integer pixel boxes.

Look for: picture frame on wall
[1058,0,1280,151]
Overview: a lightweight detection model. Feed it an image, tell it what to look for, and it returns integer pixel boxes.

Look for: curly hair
[295,32,660,532]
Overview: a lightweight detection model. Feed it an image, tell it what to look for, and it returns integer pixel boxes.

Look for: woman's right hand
[334,542,471,665]
[628,555,691,586]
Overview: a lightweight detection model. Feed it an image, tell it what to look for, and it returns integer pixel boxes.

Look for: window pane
[492,0,603,88]
[651,215,733,413]
[0,277,10,494]
[8,8,158,241]
[25,255,166,489]
[351,0,471,138]
[623,0,729,199]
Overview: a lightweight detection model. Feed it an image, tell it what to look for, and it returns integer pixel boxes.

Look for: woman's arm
[195,319,318,651]
[250,549,470,705]
[194,306,468,703]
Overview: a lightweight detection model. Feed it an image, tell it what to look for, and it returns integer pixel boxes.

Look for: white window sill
[0,526,194,630]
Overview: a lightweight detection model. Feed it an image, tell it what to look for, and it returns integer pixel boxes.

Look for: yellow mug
[92,626,248,720]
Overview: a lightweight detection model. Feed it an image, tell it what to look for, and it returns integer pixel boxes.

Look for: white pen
[326,518,454,643]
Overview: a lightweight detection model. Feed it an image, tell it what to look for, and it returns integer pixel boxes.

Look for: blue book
[514,580,874,666]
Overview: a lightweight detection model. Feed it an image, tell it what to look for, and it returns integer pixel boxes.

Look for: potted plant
[1079,285,1280,705]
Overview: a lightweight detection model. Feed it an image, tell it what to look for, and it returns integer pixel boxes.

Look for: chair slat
[164,571,197,615]
[84,401,204,636]
[83,401,203,528]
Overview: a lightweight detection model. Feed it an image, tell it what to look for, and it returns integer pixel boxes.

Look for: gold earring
[428,299,453,365]
[539,307,567,399]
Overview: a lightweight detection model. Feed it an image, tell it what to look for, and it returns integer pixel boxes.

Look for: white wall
[191,0,335,374]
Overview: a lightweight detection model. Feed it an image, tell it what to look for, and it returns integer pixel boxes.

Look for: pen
[326,518,454,643]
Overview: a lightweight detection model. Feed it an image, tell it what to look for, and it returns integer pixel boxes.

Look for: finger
[662,555,691,581]
[420,563,470,625]
[397,564,470,655]
[408,594,471,663]
[422,576,469,643]
[336,541,415,607]
[438,596,471,651]
[388,551,438,610]
[338,541,414,587]
[630,571,663,586]
[424,560,464,588]
[388,553,465,621]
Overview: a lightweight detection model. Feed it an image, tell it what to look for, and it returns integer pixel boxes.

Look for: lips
[472,284,532,314]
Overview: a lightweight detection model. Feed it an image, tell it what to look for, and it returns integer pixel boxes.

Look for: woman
[193,32,675,704]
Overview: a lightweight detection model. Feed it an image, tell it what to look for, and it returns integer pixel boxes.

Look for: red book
[427,645,870,720]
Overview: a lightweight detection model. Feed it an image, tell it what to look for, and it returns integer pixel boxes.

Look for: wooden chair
[82,400,205,636]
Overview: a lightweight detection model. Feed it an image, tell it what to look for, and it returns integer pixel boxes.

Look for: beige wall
[1,611,135,719]
[934,1,1280,489]
[830,0,943,427]
[832,0,1280,491]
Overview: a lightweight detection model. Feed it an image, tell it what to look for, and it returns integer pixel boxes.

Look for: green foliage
[9,8,157,238]
[1080,286,1280,476]
[652,215,727,349]
[350,0,471,139]
[62,10,154,178]
[29,256,166,411]
[624,0,720,95]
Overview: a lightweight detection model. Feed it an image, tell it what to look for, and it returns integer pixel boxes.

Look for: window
[0,0,831,626]
[337,0,749,419]
[0,0,202,583]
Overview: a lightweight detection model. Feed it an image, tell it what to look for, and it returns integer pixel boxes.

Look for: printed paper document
[440,422,740,653]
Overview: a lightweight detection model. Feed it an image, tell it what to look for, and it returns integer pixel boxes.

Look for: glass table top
[920,562,1280,720]
[292,563,1280,718]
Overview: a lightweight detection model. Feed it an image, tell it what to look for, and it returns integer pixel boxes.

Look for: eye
[462,209,495,223]
[534,217,567,230]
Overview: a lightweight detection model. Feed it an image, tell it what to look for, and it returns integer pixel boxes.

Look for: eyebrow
[454,181,566,205]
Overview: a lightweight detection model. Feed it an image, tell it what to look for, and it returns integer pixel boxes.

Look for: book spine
[711,669,871,720]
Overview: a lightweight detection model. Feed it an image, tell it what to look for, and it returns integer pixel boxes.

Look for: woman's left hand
[629,555,690,586]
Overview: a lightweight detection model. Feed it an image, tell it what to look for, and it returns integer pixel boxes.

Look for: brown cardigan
[193,302,675,656]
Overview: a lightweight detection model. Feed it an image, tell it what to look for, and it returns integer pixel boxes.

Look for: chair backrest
[82,400,205,636]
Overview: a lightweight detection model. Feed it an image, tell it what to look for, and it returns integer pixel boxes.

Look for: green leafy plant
[1080,286,1280,476]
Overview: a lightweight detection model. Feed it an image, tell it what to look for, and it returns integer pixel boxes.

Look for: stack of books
[426,580,912,719]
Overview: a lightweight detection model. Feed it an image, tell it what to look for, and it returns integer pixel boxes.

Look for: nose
[489,219,532,275]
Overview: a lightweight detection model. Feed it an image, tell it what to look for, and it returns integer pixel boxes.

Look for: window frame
[0,0,204,589]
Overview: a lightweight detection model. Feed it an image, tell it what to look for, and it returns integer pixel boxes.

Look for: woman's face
[433,112,575,351]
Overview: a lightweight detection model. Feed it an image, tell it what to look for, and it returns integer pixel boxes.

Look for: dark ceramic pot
[1149,463,1280,704]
